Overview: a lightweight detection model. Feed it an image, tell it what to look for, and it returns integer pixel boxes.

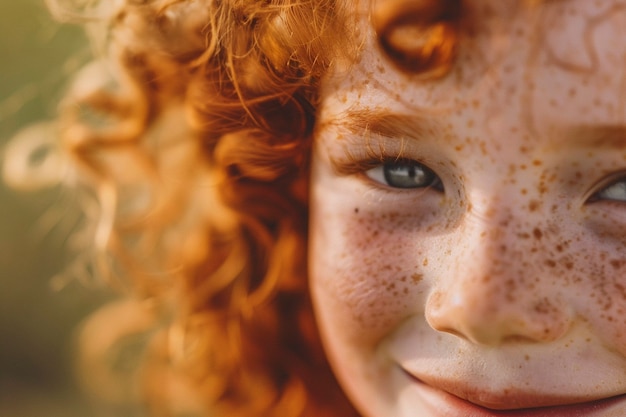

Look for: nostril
[372,0,462,76]
[434,326,468,341]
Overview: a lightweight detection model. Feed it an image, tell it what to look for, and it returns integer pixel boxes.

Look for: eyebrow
[556,125,626,150]
[324,108,444,140]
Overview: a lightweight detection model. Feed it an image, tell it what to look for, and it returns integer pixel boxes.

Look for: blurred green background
[0,1,111,415]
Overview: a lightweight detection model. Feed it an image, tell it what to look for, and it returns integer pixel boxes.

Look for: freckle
[471,99,480,109]
[533,228,543,240]
[423,258,428,266]
[610,259,622,269]
[613,284,626,305]
[528,200,540,211]
[455,144,464,151]
[538,182,548,194]
[354,207,359,213]
[467,120,475,128]
[520,164,527,170]
[411,273,423,283]
[480,141,488,156]
[532,159,542,166]
[545,259,557,268]
[521,188,527,195]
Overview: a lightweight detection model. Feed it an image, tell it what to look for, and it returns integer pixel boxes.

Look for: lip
[402,370,626,417]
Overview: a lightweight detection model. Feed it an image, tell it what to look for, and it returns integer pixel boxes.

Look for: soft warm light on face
[309,0,626,416]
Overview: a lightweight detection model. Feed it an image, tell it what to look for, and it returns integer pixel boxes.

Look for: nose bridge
[466,198,531,290]
[425,193,572,345]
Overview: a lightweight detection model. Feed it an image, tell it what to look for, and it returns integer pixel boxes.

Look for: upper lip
[403,369,626,410]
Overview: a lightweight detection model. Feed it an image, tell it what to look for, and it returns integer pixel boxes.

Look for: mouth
[402,369,626,416]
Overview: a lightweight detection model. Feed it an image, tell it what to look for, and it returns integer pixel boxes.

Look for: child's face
[309,0,626,416]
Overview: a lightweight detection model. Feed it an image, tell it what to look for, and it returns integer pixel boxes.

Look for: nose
[425,202,573,346]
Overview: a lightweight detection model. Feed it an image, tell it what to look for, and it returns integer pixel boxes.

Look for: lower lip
[407,374,625,417]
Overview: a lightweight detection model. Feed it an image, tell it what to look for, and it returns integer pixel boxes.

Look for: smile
[401,369,626,417]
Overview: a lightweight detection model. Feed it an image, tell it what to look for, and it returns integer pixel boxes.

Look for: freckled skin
[309,1,626,416]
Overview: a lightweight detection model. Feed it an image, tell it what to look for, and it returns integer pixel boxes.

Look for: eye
[366,160,443,190]
[591,177,626,203]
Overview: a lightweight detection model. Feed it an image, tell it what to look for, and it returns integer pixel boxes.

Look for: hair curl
[13,0,361,416]
[4,0,465,415]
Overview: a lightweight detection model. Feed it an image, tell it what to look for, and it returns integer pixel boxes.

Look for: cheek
[522,225,626,352]
[309,201,440,345]
[569,232,626,354]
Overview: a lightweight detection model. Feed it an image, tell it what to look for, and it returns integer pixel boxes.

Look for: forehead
[323,0,626,131]
[351,0,626,81]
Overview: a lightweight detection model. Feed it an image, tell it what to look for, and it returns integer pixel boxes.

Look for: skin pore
[309,0,626,416]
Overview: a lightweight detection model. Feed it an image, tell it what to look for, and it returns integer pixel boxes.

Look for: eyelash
[333,136,445,192]
[336,148,444,191]
[589,174,626,204]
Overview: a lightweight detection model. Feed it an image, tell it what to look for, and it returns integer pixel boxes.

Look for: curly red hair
[37,0,361,416]
[2,0,465,415]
